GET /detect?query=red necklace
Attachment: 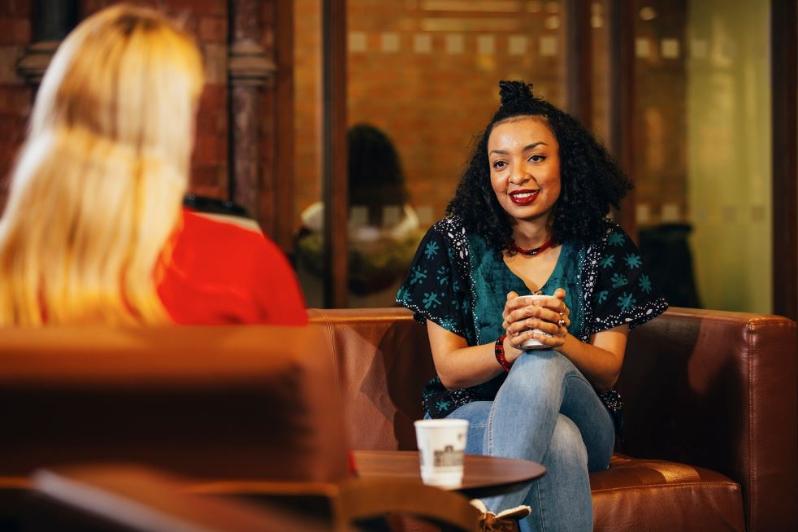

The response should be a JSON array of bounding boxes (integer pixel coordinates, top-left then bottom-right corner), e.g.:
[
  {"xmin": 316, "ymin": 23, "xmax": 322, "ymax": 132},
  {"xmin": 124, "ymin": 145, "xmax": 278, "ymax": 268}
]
[{"xmin": 511, "ymin": 237, "xmax": 555, "ymax": 256}]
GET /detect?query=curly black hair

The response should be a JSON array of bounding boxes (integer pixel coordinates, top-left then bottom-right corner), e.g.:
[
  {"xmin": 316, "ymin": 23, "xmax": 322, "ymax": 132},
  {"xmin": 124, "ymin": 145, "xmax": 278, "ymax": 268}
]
[{"xmin": 446, "ymin": 81, "xmax": 631, "ymax": 253}]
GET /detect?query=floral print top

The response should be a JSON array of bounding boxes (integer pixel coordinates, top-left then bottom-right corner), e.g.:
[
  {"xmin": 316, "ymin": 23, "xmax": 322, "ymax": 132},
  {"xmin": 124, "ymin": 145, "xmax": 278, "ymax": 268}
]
[{"xmin": 396, "ymin": 215, "xmax": 668, "ymax": 421}]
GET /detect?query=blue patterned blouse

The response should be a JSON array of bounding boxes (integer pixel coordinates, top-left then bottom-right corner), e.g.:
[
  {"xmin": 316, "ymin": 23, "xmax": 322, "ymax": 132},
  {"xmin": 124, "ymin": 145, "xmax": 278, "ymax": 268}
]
[{"xmin": 396, "ymin": 215, "xmax": 668, "ymax": 421}]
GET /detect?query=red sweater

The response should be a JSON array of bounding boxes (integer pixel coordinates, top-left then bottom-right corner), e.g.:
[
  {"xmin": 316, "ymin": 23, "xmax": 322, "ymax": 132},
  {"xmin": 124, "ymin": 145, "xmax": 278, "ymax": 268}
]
[{"xmin": 157, "ymin": 210, "xmax": 307, "ymax": 325}]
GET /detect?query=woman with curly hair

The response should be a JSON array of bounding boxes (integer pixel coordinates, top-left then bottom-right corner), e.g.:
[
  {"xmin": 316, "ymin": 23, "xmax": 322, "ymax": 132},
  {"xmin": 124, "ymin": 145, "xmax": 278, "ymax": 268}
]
[{"xmin": 397, "ymin": 81, "xmax": 667, "ymax": 531}]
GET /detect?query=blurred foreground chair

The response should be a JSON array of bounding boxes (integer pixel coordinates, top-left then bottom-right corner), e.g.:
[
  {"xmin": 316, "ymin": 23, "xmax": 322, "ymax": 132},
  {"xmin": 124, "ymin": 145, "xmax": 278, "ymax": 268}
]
[
  {"xmin": 0, "ymin": 326, "xmax": 479, "ymax": 531},
  {"xmin": 23, "ymin": 464, "xmax": 329, "ymax": 532}
]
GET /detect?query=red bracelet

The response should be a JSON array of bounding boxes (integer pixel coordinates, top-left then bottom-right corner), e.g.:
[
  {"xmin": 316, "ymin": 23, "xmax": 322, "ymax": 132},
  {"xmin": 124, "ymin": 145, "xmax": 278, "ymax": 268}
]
[{"xmin": 495, "ymin": 334, "xmax": 512, "ymax": 372}]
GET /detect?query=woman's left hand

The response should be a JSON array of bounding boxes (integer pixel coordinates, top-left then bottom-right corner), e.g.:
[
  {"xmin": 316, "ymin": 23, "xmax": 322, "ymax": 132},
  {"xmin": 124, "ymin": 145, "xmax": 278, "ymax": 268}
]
[{"xmin": 502, "ymin": 288, "xmax": 571, "ymax": 350}]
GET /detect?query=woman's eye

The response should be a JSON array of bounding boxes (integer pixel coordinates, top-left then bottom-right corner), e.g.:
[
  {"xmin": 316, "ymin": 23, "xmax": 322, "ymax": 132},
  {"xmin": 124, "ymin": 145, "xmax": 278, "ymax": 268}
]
[
  {"xmin": 492, "ymin": 160, "xmax": 507, "ymax": 170},
  {"xmin": 529, "ymin": 154, "xmax": 546, "ymax": 163}
]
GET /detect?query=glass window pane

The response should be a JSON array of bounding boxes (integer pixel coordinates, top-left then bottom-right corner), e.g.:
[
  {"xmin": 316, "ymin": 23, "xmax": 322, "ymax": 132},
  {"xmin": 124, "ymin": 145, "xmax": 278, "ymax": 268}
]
[
  {"xmin": 633, "ymin": 0, "xmax": 771, "ymax": 312},
  {"xmin": 293, "ymin": 0, "xmax": 325, "ymax": 308},
  {"xmin": 344, "ymin": 0, "xmax": 568, "ymax": 307}
]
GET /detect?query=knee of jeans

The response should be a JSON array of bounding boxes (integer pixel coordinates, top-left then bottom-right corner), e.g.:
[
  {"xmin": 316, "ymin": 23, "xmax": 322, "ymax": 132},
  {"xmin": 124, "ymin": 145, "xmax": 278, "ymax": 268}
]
[
  {"xmin": 446, "ymin": 401, "xmax": 491, "ymax": 455},
  {"xmin": 549, "ymin": 415, "xmax": 588, "ymax": 469},
  {"xmin": 506, "ymin": 349, "xmax": 574, "ymax": 391}
]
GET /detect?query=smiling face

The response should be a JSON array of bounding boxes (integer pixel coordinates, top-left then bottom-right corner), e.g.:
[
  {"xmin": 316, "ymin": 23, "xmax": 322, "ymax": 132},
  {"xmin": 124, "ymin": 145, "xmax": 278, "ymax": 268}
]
[{"xmin": 487, "ymin": 115, "xmax": 561, "ymax": 226}]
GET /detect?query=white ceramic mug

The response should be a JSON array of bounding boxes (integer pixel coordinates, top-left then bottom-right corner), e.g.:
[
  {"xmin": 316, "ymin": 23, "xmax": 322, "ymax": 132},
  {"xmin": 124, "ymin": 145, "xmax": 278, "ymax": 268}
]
[
  {"xmin": 515, "ymin": 294, "xmax": 557, "ymax": 350},
  {"xmin": 414, "ymin": 419, "xmax": 468, "ymax": 487}
]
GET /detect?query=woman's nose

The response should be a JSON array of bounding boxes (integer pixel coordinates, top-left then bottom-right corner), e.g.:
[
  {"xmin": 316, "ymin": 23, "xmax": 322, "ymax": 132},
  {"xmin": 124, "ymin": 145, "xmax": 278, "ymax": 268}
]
[{"xmin": 509, "ymin": 166, "xmax": 531, "ymax": 185}]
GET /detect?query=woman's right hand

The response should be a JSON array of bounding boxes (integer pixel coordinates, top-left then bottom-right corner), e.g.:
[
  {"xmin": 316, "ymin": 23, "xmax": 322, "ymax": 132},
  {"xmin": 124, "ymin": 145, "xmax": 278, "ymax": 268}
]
[{"xmin": 501, "ymin": 291, "xmax": 527, "ymax": 362}]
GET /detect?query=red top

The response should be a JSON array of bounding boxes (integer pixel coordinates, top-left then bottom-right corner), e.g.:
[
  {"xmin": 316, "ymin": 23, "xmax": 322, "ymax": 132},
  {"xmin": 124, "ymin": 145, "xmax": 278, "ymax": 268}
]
[{"xmin": 157, "ymin": 210, "xmax": 307, "ymax": 325}]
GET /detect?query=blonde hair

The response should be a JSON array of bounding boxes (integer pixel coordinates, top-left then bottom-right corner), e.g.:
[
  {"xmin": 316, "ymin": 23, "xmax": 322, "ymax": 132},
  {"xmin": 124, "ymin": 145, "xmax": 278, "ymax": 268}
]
[{"xmin": 0, "ymin": 4, "xmax": 204, "ymax": 325}]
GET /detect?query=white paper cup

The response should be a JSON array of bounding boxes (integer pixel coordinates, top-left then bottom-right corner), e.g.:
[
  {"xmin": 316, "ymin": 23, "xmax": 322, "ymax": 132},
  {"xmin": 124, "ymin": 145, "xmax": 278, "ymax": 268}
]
[
  {"xmin": 414, "ymin": 419, "xmax": 468, "ymax": 487},
  {"xmin": 515, "ymin": 294, "xmax": 557, "ymax": 350}
]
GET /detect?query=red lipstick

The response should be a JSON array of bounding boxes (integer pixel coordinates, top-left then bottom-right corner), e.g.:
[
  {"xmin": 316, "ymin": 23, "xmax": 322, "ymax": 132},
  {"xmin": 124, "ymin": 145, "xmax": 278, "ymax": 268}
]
[{"xmin": 509, "ymin": 189, "xmax": 539, "ymax": 206}]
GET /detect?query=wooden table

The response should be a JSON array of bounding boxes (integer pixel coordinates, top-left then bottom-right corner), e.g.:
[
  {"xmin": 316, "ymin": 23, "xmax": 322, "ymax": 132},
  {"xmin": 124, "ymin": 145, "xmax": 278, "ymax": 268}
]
[{"xmin": 353, "ymin": 450, "xmax": 546, "ymax": 498}]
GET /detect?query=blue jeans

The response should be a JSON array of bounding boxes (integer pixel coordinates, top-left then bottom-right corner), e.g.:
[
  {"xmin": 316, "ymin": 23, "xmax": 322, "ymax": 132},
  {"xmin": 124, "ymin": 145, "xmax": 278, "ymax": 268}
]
[{"xmin": 446, "ymin": 350, "xmax": 614, "ymax": 532}]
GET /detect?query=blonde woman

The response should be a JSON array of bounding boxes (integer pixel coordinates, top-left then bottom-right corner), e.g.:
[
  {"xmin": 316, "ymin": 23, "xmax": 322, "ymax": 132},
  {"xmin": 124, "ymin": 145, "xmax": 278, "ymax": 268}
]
[{"xmin": 0, "ymin": 4, "xmax": 306, "ymax": 325}]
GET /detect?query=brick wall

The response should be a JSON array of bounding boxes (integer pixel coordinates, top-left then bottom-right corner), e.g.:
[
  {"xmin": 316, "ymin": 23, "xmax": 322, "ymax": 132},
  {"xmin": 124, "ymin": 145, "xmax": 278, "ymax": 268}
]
[
  {"xmin": 0, "ymin": 0, "xmax": 32, "ymax": 210},
  {"xmin": 0, "ymin": 0, "xmax": 245, "ymax": 209}
]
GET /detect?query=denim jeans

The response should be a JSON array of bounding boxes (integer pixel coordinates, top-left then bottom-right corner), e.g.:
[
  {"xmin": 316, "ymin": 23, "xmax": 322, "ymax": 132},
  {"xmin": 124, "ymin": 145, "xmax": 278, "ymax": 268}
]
[{"xmin": 446, "ymin": 350, "xmax": 614, "ymax": 532}]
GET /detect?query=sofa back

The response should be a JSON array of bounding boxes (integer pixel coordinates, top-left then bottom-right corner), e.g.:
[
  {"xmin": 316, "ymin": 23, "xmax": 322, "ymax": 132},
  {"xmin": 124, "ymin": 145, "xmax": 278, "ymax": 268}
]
[
  {"xmin": 309, "ymin": 308, "xmax": 434, "ymax": 450},
  {"xmin": 0, "ymin": 325, "xmax": 349, "ymax": 484}
]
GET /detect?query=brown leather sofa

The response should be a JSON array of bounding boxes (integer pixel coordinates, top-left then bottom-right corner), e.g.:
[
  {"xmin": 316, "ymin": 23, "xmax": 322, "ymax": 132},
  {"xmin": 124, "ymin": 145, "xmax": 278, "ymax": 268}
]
[{"xmin": 309, "ymin": 307, "xmax": 798, "ymax": 532}]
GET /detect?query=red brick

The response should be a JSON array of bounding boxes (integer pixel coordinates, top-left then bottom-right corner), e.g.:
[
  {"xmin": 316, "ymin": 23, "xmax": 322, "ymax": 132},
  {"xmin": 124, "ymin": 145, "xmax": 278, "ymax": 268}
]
[
  {"xmin": 0, "ymin": 19, "xmax": 30, "ymax": 45},
  {"xmin": 81, "ymin": 0, "xmax": 117, "ymax": 17},
  {"xmin": 198, "ymin": 84, "xmax": 225, "ymax": 108},
  {"xmin": 0, "ymin": 0, "xmax": 31, "ymax": 17},
  {"xmin": 196, "ymin": 84, "xmax": 226, "ymax": 135},
  {"xmin": 189, "ymin": 164, "xmax": 217, "ymax": 186},
  {"xmin": 192, "ymin": 134, "xmax": 225, "ymax": 165},
  {"xmin": 188, "ymin": 183, "xmax": 225, "ymax": 200},
  {"xmin": 198, "ymin": 16, "xmax": 226, "ymax": 43},
  {"xmin": 0, "ymin": 86, "xmax": 32, "ymax": 115},
  {"xmin": 165, "ymin": 0, "xmax": 225, "ymax": 17}
]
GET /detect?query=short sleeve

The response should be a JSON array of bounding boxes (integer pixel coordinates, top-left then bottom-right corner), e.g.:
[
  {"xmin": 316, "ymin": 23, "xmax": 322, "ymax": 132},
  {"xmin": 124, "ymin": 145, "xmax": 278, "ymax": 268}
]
[
  {"xmin": 396, "ymin": 225, "xmax": 468, "ymax": 339},
  {"xmin": 591, "ymin": 225, "xmax": 667, "ymax": 332}
]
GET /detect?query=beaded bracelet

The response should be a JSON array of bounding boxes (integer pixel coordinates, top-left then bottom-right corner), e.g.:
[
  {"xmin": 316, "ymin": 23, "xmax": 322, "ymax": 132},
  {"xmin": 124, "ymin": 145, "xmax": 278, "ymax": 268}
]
[{"xmin": 494, "ymin": 334, "xmax": 512, "ymax": 372}]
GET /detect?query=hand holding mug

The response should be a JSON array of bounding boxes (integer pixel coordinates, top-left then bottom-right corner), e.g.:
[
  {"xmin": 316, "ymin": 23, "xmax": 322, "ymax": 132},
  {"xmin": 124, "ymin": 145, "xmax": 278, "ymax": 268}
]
[{"xmin": 502, "ymin": 288, "xmax": 571, "ymax": 351}]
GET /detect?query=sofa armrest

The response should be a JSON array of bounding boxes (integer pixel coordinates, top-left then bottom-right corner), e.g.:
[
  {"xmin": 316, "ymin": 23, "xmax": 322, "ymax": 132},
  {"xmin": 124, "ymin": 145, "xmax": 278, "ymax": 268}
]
[{"xmin": 620, "ymin": 307, "xmax": 798, "ymax": 531}]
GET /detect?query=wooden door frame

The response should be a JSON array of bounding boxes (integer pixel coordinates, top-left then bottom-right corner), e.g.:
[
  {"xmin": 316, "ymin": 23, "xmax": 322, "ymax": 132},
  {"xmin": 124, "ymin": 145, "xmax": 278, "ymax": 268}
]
[
  {"xmin": 772, "ymin": 0, "xmax": 798, "ymax": 320},
  {"xmin": 274, "ymin": 0, "xmax": 297, "ymax": 250},
  {"xmin": 565, "ymin": 0, "xmax": 593, "ymax": 128},
  {"xmin": 322, "ymin": 0, "xmax": 349, "ymax": 308},
  {"xmin": 607, "ymin": 0, "xmax": 637, "ymax": 239}
]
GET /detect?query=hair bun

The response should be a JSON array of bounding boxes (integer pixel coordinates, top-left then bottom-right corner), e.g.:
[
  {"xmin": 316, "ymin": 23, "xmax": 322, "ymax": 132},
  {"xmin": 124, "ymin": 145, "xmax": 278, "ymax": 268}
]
[{"xmin": 498, "ymin": 80, "xmax": 534, "ymax": 107}]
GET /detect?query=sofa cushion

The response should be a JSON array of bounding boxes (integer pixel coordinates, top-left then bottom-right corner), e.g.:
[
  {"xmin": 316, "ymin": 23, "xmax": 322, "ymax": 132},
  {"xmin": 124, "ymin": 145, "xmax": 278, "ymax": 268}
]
[{"xmin": 591, "ymin": 455, "xmax": 744, "ymax": 531}]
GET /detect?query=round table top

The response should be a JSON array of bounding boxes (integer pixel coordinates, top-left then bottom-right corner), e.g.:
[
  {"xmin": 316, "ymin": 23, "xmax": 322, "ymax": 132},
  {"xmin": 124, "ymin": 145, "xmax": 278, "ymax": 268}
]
[{"xmin": 353, "ymin": 450, "xmax": 546, "ymax": 498}]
